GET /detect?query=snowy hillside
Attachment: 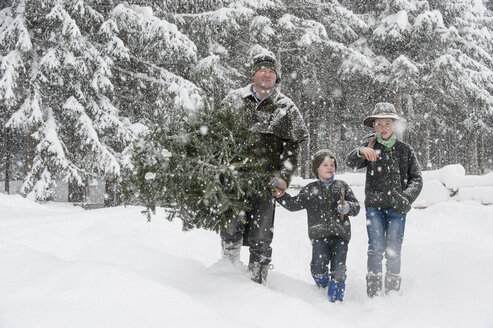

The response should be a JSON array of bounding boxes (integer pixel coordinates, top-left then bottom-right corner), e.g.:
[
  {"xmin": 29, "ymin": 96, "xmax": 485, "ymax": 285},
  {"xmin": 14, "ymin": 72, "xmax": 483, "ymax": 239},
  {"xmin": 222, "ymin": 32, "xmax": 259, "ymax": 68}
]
[{"xmin": 1, "ymin": 172, "xmax": 493, "ymax": 328}]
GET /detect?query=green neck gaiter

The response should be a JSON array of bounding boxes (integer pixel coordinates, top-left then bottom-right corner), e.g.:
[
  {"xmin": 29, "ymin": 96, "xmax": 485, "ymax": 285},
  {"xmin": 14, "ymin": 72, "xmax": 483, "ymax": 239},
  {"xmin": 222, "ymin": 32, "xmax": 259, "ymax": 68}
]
[{"xmin": 377, "ymin": 132, "xmax": 396, "ymax": 148}]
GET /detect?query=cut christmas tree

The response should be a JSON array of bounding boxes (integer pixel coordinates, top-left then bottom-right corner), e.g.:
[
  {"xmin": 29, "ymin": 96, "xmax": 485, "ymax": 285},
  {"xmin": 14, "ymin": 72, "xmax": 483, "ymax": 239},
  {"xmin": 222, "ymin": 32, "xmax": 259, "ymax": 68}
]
[{"xmin": 124, "ymin": 106, "xmax": 271, "ymax": 232}]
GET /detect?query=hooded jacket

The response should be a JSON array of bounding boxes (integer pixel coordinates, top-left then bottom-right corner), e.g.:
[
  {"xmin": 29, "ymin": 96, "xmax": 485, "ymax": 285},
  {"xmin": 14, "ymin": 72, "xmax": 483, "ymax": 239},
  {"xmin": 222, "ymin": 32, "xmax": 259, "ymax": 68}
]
[
  {"xmin": 277, "ymin": 179, "xmax": 360, "ymax": 241},
  {"xmin": 221, "ymin": 84, "xmax": 308, "ymax": 184},
  {"xmin": 345, "ymin": 134, "xmax": 423, "ymax": 213}
]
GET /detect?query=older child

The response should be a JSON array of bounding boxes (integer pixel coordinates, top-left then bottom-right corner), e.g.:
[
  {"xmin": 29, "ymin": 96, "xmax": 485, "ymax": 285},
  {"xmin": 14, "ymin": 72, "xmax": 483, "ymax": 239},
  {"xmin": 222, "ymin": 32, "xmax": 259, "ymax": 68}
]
[
  {"xmin": 345, "ymin": 102, "xmax": 422, "ymax": 298},
  {"xmin": 272, "ymin": 150, "xmax": 360, "ymax": 302}
]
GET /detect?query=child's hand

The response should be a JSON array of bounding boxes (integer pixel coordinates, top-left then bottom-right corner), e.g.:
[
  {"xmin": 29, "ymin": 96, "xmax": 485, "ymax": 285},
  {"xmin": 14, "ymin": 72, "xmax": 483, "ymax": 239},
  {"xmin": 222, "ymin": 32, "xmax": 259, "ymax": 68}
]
[
  {"xmin": 337, "ymin": 202, "xmax": 350, "ymax": 215},
  {"xmin": 270, "ymin": 178, "xmax": 287, "ymax": 198},
  {"xmin": 359, "ymin": 147, "xmax": 379, "ymax": 162}
]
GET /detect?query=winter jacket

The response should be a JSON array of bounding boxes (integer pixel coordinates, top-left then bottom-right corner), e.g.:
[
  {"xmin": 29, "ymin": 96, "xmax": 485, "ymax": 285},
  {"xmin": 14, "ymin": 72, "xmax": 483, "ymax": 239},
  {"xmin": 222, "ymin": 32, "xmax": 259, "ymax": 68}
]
[
  {"xmin": 221, "ymin": 84, "xmax": 308, "ymax": 184},
  {"xmin": 345, "ymin": 135, "xmax": 423, "ymax": 213},
  {"xmin": 277, "ymin": 180, "xmax": 360, "ymax": 241}
]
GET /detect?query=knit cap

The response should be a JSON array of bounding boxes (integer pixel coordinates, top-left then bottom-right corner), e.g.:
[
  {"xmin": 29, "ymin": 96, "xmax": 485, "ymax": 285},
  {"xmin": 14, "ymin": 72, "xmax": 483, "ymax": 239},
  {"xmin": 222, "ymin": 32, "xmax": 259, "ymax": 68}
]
[
  {"xmin": 311, "ymin": 149, "xmax": 337, "ymax": 177},
  {"xmin": 251, "ymin": 52, "xmax": 280, "ymax": 83}
]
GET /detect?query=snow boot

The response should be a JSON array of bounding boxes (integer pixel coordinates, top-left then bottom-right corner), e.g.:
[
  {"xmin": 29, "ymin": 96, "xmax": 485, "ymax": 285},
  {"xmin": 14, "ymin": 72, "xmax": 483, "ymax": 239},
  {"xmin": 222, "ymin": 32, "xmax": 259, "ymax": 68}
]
[
  {"xmin": 312, "ymin": 273, "xmax": 329, "ymax": 288},
  {"xmin": 335, "ymin": 282, "xmax": 346, "ymax": 302},
  {"xmin": 328, "ymin": 280, "xmax": 337, "ymax": 302},
  {"xmin": 221, "ymin": 239, "xmax": 242, "ymax": 263},
  {"xmin": 385, "ymin": 273, "xmax": 401, "ymax": 295},
  {"xmin": 328, "ymin": 280, "xmax": 345, "ymax": 302},
  {"xmin": 366, "ymin": 273, "xmax": 382, "ymax": 298},
  {"xmin": 248, "ymin": 262, "xmax": 270, "ymax": 285}
]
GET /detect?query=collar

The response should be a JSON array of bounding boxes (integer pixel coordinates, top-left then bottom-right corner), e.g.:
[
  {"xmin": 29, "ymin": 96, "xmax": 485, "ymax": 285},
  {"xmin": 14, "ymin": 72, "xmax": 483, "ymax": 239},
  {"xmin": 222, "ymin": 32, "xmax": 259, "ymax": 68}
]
[
  {"xmin": 253, "ymin": 85, "xmax": 274, "ymax": 102},
  {"xmin": 317, "ymin": 176, "xmax": 335, "ymax": 186},
  {"xmin": 377, "ymin": 132, "xmax": 396, "ymax": 148}
]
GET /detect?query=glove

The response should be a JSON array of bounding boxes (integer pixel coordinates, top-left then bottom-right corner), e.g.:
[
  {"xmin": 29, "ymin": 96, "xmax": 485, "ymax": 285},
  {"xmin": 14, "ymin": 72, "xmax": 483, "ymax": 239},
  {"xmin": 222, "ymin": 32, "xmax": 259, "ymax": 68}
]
[{"xmin": 337, "ymin": 202, "xmax": 350, "ymax": 215}]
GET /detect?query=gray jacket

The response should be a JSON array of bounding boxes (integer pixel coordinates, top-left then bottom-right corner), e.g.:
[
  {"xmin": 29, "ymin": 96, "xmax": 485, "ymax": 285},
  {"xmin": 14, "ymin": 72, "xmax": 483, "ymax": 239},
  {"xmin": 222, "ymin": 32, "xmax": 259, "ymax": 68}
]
[
  {"xmin": 221, "ymin": 84, "xmax": 308, "ymax": 184},
  {"xmin": 277, "ymin": 180, "xmax": 360, "ymax": 241},
  {"xmin": 345, "ymin": 135, "xmax": 423, "ymax": 213}
]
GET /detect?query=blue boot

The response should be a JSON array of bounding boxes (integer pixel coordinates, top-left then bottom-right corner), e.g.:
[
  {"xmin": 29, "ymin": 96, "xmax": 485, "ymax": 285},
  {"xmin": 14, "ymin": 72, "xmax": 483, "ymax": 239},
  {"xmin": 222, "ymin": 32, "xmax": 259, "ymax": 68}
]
[
  {"xmin": 313, "ymin": 273, "xmax": 329, "ymax": 288},
  {"xmin": 328, "ymin": 280, "xmax": 337, "ymax": 302},
  {"xmin": 336, "ymin": 282, "xmax": 345, "ymax": 302},
  {"xmin": 328, "ymin": 281, "xmax": 345, "ymax": 302}
]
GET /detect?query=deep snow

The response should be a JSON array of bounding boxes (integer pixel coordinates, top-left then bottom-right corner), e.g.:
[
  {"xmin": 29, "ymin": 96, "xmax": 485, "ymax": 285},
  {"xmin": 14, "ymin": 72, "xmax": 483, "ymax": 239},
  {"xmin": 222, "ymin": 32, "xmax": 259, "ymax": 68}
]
[{"xmin": 1, "ymin": 171, "xmax": 493, "ymax": 328}]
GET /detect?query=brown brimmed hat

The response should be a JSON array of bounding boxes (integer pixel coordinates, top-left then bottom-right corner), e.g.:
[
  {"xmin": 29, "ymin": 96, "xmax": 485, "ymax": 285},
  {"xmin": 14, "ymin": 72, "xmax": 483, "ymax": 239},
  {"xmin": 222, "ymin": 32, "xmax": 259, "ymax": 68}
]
[{"xmin": 363, "ymin": 102, "xmax": 401, "ymax": 127}]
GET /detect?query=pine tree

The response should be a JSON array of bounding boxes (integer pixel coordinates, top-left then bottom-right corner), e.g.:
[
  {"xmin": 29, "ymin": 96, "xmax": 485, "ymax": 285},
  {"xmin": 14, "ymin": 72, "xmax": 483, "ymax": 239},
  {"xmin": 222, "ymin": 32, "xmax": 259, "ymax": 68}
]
[{"xmin": 124, "ymin": 106, "xmax": 271, "ymax": 232}]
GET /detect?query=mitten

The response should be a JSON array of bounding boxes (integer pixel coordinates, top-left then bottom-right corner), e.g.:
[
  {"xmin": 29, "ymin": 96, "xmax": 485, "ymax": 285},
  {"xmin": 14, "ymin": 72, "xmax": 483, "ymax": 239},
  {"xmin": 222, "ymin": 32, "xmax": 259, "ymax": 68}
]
[{"xmin": 337, "ymin": 202, "xmax": 350, "ymax": 215}]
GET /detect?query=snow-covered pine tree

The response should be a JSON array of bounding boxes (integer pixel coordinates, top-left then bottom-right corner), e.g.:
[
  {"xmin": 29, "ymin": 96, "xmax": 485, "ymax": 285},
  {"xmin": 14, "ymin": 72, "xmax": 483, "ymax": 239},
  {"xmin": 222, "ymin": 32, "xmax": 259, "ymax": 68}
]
[
  {"xmin": 107, "ymin": 3, "xmax": 202, "ymax": 126},
  {"xmin": 0, "ymin": 3, "xmax": 32, "ymax": 193},
  {"xmin": 1, "ymin": 0, "xmax": 129, "ymax": 201},
  {"xmin": 124, "ymin": 105, "xmax": 271, "ymax": 232},
  {"xmin": 339, "ymin": 0, "xmax": 493, "ymax": 172},
  {"xmin": 171, "ymin": 0, "xmax": 263, "ymax": 106}
]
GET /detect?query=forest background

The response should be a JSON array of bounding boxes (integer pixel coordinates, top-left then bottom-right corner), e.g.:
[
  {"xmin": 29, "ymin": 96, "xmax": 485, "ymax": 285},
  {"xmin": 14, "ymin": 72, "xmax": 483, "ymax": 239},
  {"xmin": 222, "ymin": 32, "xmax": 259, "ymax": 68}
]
[{"xmin": 1, "ymin": 0, "xmax": 492, "ymax": 203}]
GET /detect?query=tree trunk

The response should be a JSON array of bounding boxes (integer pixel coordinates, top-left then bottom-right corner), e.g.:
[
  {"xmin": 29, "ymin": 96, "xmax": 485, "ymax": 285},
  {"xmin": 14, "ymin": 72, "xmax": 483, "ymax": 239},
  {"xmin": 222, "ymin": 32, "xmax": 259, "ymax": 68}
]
[
  {"xmin": 423, "ymin": 119, "xmax": 431, "ymax": 170},
  {"xmin": 394, "ymin": 89, "xmax": 405, "ymax": 140},
  {"xmin": 23, "ymin": 132, "xmax": 36, "ymax": 178},
  {"xmin": 4, "ymin": 129, "xmax": 11, "ymax": 194},
  {"xmin": 105, "ymin": 178, "xmax": 122, "ymax": 207},
  {"xmin": 468, "ymin": 132, "xmax": 478, "ymax": 175},
  {"xmin": 477, "ymin": 132, "xmax": 485, "ymax": 174},
  {"xmin": 68, "ymin": 179, "xmax": 86, "ymax": 202}
]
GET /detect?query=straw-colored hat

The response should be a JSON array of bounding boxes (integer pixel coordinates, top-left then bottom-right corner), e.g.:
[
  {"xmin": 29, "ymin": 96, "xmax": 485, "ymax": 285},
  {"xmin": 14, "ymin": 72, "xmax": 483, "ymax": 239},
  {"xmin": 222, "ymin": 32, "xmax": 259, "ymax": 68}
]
[{"xmin": 363, "ymin": 102, "xmax": 401, "ymax": 127}]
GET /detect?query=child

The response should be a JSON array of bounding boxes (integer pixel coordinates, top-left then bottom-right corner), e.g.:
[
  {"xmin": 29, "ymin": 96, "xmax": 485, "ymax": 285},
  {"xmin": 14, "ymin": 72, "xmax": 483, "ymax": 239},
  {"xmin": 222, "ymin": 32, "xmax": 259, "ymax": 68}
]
[
  {"xmin": 272, "ymin": 149, "xmax": 360, "ymax": 302},
  {"xmin": 345, "ymin": 102, "xmax": 423, "ymax": 298}
]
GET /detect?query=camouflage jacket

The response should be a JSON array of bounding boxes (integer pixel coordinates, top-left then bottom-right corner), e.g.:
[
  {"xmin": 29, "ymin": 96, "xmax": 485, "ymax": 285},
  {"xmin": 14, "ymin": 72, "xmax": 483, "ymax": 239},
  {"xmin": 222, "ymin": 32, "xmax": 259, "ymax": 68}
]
[{"xmin": 221, "ymin": 84, "xmax": 308, "ymax": 184}]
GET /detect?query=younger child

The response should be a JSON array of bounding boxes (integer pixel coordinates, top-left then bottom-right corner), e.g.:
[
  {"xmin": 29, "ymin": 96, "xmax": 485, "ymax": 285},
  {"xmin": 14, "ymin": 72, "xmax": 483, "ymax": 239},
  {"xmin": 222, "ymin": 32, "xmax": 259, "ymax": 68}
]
[{"xmin": 272, "ymin": 150, "xmax": 360, "ymax": 302}]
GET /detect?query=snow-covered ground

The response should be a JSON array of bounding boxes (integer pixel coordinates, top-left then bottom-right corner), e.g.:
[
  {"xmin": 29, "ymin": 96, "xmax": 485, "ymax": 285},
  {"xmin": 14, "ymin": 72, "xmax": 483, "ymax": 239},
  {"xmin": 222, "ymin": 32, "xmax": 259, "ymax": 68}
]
[{"xmin": 1, "ymin": 170, "xmax": 493, "ymax": 328}]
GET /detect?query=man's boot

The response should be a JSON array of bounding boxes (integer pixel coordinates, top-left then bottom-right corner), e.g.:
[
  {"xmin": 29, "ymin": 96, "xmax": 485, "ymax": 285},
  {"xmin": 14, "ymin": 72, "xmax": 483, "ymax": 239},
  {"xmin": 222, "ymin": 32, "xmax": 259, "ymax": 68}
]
[
  {"xmin": 248, "ymin": 262, "xmax": 269, "ymax": 285},
  {"xmin": 385, "ymin": 273, "xmax": 401, "ymax": 294},
  {"xmin": 366, "ymin": 273, "xmax": 382, "ymax": 298},
  {"xmin": 221, "ymin": 239, "xmax": 242, "ymax": 263}
]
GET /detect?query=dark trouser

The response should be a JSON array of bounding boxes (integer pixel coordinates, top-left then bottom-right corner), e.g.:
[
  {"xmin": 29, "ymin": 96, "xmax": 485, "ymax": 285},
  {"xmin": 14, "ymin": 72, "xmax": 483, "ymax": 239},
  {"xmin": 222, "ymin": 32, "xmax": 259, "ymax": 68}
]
[
  {"xmin": 311, "ymin": 236, "xmax": 348, "ymax": 282},
  {"xmin": 220, "ymin": 194, "xmax": 275, "ymax": 265}
]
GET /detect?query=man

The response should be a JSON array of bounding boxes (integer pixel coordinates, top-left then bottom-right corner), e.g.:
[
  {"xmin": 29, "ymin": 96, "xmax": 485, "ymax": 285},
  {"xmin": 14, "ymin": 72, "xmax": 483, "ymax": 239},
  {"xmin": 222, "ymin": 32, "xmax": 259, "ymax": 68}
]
[{"xmin": 220, "ymin": 51, "xmax": 308, "ymax": 284}]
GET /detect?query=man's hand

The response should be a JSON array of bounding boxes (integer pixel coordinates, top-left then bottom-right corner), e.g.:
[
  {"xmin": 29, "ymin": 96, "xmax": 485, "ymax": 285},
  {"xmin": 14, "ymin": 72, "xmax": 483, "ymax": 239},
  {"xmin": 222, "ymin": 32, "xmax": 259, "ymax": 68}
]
[
  {"xmin": 359, "ymin": 147, "xmax": 379, "ymax": 162},
  {"xmin": 270, "ymin": 178, "xmax": 287, "ymax": 198}
]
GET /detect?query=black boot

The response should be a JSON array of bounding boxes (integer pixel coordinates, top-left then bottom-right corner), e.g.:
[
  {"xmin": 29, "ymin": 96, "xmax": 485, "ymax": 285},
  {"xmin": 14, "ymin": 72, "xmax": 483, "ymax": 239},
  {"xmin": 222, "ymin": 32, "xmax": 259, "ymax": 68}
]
[
  {"xmin": 221, "ymin": 239, "xmax": 242, "ymax": 263},
  {"xmin": 366, "ymin": 273, "xmax": 382, "ymax": 298},
  {"xmin": 385, "ymin": 273, "xmax": 401, "ymax": 294},
  {"xmin": 248, "ymin": 262, "xmax": 270, "ymax": 285}
]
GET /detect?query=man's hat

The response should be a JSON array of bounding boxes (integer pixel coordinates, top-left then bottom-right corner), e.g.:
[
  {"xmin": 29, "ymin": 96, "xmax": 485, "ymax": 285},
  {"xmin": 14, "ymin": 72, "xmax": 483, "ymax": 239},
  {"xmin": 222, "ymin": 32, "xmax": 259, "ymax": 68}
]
[
  {"xmin": 251, "ymin": 52, "xmax": 280, "ymax": 83},
  {"xmin": 363, "ymin": 102, "xmax": 401, "ymax": 127}
]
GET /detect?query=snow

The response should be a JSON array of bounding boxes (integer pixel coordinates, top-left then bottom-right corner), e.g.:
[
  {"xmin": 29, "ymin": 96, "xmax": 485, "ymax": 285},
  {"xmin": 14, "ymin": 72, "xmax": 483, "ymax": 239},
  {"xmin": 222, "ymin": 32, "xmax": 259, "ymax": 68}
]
[{"xmin": 2, "ymin": 170, "xmax": 493, "ymax": 328}]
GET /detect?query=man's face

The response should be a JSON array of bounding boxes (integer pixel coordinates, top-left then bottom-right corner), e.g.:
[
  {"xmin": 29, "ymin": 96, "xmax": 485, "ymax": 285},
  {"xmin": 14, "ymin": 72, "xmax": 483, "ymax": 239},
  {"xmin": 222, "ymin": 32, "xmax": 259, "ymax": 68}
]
[{"xmin": 253, "ymin": 67, "xmax": 277, "ymax": 92}]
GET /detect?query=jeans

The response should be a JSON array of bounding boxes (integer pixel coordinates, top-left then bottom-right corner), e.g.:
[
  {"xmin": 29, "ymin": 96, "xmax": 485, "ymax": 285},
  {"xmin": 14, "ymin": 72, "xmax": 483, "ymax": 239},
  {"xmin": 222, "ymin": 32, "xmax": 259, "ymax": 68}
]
[
  {"xmin": 366, "ymin": 207, "xmax": 406, "ymax": 275},
  {"xmin": 311, "ymin": 236, "xmax": 348, "ymax": 282},
  {"xmin": 220, "ymin": 194, "xmax": 275, "ymax": 264}
]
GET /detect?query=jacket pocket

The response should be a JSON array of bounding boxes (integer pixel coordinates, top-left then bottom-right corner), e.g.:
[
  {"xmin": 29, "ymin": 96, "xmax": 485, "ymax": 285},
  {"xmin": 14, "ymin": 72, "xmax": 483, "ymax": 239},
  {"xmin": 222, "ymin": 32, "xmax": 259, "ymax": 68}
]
[
  {"xmin": 392, "ymin": 191, "xmax": 411, "ymax": 213},
  {"xmin": 365, "ymin": 191, "xmax": 391, "ymax": 208}
]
